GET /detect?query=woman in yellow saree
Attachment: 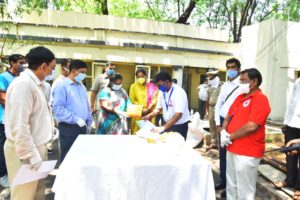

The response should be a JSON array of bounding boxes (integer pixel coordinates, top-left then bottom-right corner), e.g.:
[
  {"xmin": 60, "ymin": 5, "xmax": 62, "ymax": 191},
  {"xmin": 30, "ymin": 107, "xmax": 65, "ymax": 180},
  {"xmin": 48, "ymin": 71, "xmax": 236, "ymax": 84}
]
[{"xmin": 129, "ymin": 69, "xmax": 157, "ymax": 134}]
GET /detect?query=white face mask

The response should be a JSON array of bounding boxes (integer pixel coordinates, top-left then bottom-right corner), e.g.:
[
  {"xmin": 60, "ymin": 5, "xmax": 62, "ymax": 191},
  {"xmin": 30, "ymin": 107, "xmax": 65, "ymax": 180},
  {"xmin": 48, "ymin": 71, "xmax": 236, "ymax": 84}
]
[
  {"xmin": 112, "ymin": 84, "xmax": 122, "ymax": 91},
  {"xmin": 208, "ymin": 76, "xmax": 220, "ymax": 88},
  {"xmin": 239, "ymin": 83, "xmax": 250, "ymax": 94},
  {"xmin": 45, "ymin": 69, "xmax": 56, "ymax": 81}
]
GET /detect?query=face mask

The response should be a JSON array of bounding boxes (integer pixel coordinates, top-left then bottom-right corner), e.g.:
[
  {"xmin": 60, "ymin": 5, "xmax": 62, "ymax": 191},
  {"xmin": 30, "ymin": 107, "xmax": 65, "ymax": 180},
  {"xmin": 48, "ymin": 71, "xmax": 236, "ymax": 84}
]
[
  {"xmin": 112, "ymin": 84, "xmax": 122, "ymax": 91},
  {"xmin": 63, "ymin": 67, "xmax": 69, "ymax": 74},
  {"xmin": 17, "ymin": 64, "xmax": 27, "ymax": 73},
  {"xmin": 209, "ymin": 76, "xmax": 220, "ymax": 88},
  {"xmin": 74, "ymin": 73, "xmax": 86, "ymax": 83},
  {"xmin": 239, "ymin": 83, "xmax": 250, "ymax": 94},
  {"xmin": 107, "ymin": 69, "xmax": 115, "ymax": 76},
  {"xmin": 137, "ymin": 77, "xmax": 146, "ymax": 85},
  {"xmin": 45, "ymin": 69, "xmax": 56, "ymax": 81},
  {"xmin": 158, "ymin": 82, "xmax": 168, "ymax": 92},
  {"xmin": 227, "ymin": 69, "xmax": 238, "ymax": 79}
]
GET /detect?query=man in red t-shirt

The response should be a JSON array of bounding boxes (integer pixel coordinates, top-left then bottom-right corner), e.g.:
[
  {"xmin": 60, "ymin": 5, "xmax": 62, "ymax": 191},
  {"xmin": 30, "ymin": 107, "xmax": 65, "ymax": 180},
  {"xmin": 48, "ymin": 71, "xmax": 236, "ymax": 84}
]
[{"xmin": 220, "ymin": 68, "xmax": 271, "ymax": 199}]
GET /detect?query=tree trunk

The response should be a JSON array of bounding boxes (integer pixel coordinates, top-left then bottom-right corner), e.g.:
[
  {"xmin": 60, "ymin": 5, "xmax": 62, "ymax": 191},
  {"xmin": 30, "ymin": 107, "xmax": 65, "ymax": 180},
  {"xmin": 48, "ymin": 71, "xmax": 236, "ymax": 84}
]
[
  {"xmin": 176, "ymin": 0, "xmax": 196, "ymax": 24},
  {"xmin": 101, "ymin": 0, "xmax": 108, "ymax": 15},
  {"xmin": 232, "ymin": 3, "xmax": 238, "ymax": 42}
]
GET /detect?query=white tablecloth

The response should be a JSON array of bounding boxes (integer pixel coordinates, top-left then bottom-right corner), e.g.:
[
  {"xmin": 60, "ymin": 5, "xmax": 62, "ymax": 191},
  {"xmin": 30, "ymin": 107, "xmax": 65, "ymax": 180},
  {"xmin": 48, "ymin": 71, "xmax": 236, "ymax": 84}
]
[{"xmin": 52, "ymin": 135, "xmax": 215, "ymax": 200}]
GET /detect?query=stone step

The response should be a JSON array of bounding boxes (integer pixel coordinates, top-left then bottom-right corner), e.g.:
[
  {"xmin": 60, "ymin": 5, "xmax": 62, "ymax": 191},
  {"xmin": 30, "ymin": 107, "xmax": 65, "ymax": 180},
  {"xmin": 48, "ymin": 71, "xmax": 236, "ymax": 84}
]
[{"xmin": 258, "ymin": 164, "xmax": 293, "ymax": 198}]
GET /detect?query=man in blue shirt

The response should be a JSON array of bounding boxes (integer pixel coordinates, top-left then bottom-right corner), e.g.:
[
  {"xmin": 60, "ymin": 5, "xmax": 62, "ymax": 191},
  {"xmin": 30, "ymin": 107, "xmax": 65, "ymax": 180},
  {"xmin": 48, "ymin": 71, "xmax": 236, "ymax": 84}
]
[
  {"xmin": 0, "ymin": 54, "xmax": 25, "ymax": 187},
  {"xmin": 52, "ymin": 60, "xmax": 92, "ymax": 163}
]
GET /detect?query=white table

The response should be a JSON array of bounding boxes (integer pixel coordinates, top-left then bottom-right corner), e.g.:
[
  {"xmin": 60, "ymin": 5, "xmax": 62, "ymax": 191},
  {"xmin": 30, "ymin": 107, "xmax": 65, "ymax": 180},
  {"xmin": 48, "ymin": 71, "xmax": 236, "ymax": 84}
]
[{"xmin": 53, "ymin": 135, "xmax": 215, "ymax": 200}]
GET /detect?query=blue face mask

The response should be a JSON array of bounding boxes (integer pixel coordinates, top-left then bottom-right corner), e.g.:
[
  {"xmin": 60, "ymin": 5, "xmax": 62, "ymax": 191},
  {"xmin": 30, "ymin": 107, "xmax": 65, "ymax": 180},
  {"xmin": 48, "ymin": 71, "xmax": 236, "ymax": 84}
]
[
  {"xmin": 227, "ymin": 69, "xmax": 238, "ymax": 79},
  {"xmin": 74, "ymin": 73, "xmax": 86, "ymax": 83},
  {"xmin": 107, "ymin": 69, "xmax": 115, "ymax": 76},
  {"xmin": 158, "ymin": 82, "xmax": 168, "ymax": 92}
]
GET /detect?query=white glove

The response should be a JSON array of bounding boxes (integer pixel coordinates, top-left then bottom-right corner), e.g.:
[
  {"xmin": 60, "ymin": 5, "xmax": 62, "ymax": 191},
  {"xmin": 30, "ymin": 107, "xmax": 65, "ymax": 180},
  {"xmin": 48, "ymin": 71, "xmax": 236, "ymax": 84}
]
[
  {"xmin": 151, "ymin": 126, "xmax": 165, "ymax": 134},
  {"xmin": 115, "ymin": 110, "xmax": 127, "ymax": 118},
  {"xmin": 220, "ymin": 130, "xmax": 232, "ymax": 148},
  {"xmin": 76, "ymin": 118, "xmax": 86, "ymax": 127},
  {"xmin": 86, "ymin": 126, "xmax": 92, "ymax": 134},
  {"xmin": 30, "ymin": 161, "xmax": 42, "ymax": 171},
  {"xmin": 29, "ymin": 155, "xmax": 42, "ymax": 171}
]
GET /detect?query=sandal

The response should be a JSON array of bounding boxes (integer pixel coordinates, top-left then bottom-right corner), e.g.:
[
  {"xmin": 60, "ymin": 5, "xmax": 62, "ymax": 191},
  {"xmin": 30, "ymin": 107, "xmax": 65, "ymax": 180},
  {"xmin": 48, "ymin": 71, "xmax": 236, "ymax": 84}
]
[
  {"xmin": 272, "ymin": 181, "xmax": 292, "ymax": 189},
  {"xmin": 293, "ymin": 190, "xmax": 300, "ymax": 200}
]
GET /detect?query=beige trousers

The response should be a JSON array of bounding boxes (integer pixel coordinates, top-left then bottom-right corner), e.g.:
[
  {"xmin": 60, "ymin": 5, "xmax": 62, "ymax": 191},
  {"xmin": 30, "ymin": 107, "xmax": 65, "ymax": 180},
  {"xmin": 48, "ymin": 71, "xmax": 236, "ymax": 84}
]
[
  {"xmin": 208, "ymin": 106, "xmax": 218, "ymax": 146},
  {"xmin": 4, "ymin": 140, "xmax": 48, "ymax": 200}
]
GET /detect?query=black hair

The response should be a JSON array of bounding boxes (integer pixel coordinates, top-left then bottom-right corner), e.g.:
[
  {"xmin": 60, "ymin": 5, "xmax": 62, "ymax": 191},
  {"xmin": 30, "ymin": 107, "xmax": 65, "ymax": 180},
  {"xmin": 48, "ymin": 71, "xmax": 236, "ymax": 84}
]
[
  {"xmin": 106, "ymin": 62, "xmax": 115, "ymax": 67},
  {"xmin": 61, "ymin": 59, "xmax": 70, "ymax": 68},
  {"xmin": 172, "ymin": 78, "xmax": 177, "ymax": 84},
  {"xmin": 240, "ymin": 68, "xmax": 262, "ymax": 86},
  {"xmin": 69, "ymin": 60, "xmax": 87, "ymax": 71},
  {"xmin": 26, "ymin": 46, "xmax": 55, "ymax": 70},
  {"xmin": 135, "ymin": 68, "xmax": 147, "ymax": 76},
  {"xmin": 226, "ymin": 58, "xmax": 241, "ymax": 69},
  {"xmin": 8, "ymin": 54, "xmax": 25, "ymax": 66},
  {"xmin": 154, "ymin": 71, "xmax": 172, "ymax": 83},
  {"xmin": 200, "ymin": 74, "xmax": 206, "ymax": 84},
  {"xmin": 108, "ymin": 73, "xmax": 123, "ymax": 88}
]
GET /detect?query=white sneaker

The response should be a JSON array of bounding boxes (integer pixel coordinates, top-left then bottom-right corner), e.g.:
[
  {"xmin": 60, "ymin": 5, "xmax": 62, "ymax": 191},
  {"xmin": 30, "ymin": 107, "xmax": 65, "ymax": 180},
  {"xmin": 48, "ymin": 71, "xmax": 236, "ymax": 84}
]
[{"xmin": 0, "ymin": 175, "xmax": 9, "ymax": 188}]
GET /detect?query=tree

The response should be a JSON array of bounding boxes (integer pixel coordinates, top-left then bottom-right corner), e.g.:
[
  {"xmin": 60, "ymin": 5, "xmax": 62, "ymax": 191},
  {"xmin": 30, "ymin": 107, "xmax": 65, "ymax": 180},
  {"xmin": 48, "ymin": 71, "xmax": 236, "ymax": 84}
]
[
  {"xmin": 193, "ymin": 0, "xmax": 282, "ymax": 43},
  {"xmin": 176, "ymin": 0, "xmax": 196, "ymax": 24}
]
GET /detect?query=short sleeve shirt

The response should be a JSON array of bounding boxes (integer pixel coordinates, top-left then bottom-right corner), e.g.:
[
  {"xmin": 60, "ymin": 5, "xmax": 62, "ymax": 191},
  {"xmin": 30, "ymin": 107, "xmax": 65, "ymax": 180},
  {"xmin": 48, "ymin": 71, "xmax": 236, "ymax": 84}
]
[
  {"xmin": 0, "ymin": 71, "xmax": 16, "ymax": 123},
  {"xmin": 156, "ymin": 84, "xmax": 190, "ymax": 124},
  {"xmin": 226, "ymin": 90, "xmax": 271, "ymax": 158}
]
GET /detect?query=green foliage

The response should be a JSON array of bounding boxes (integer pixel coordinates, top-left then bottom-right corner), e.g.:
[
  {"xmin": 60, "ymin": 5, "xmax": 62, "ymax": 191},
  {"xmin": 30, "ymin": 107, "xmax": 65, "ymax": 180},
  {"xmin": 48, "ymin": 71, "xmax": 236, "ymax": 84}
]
[
  {"xmin": 0, "ymin": 0, "xmax": 299, "ymax": 45},
  {"xmin": 273, "ymin": 0, "xmax": 300, "ymax": 21}
]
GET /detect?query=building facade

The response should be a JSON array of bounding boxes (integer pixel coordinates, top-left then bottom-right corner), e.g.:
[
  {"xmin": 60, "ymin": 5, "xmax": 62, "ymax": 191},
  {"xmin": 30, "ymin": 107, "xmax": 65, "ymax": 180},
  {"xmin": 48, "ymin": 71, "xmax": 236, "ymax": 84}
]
[{"xmin": 0, "ymin": 9, "xmax": 239, "ymax": 110}]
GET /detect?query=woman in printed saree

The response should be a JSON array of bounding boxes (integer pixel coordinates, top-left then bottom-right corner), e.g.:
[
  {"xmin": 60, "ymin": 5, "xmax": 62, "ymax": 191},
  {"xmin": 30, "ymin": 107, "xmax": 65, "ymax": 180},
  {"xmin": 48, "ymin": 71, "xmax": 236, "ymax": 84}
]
[
  {"xmin": 129, "ymin": 68, "xmax": 157, "ymax": 134},
  {"xmin": 97, "ymin": 73, "xmax": 131, "ymax": 135}
]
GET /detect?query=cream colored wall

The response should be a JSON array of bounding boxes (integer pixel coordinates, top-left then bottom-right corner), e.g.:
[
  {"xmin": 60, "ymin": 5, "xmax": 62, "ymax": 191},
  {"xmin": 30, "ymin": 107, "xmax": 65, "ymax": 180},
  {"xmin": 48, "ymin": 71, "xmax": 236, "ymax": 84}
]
[
  {"xmin": 0, "ymin": 41, "xmax": 234, "ymax": 70},
  {"xmin": 15, "ymin": 24, "xmax": 239, "ymax": 57},
  {"xmin": 242, "ymin": 19, "xmax": 300, "ymax": 120},
  {"xmin": 6, "ymin": 9, "xmax": 229, "ymax": 42}
]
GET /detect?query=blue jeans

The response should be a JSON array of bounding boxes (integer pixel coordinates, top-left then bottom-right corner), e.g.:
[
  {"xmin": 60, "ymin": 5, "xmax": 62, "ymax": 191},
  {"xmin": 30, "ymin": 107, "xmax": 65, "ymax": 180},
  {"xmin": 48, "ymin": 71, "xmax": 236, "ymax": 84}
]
[{"xmin": 219, "ymin": 117, "xmax": 227, "ymax": 186}]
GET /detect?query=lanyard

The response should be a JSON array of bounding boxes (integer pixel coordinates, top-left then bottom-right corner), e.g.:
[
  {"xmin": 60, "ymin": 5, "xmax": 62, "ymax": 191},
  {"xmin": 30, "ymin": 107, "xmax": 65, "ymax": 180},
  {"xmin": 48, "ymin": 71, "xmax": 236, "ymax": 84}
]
[{"xmin": 163, "ymin": 87, "xmax": 174, "ymax": 111}]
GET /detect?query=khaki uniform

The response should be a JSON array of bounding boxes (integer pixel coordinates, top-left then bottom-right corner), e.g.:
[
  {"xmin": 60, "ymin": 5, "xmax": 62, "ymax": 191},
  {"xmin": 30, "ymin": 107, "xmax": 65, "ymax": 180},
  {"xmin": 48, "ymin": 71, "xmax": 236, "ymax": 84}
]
[{"xmin": 207, "ymin": 84, "xmax": 222, "ymax": 147}]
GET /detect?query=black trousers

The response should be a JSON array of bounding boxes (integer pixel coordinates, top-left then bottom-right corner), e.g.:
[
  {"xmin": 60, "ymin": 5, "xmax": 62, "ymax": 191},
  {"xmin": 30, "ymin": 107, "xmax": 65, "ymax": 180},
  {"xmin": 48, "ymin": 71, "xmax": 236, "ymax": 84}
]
[
  {"xmin": 58, "ymin": 123, "xmax": 87, "ymax": 163},
  {"xmin": 199, "ymin": 100, "xmax": 207, "ymax": 120},
  {"xmin": 284, "ymin": 125, "xmax": 300, "ymax": 189},
  {"xmin": 0, "ymin": 124, "xmax": 7, "ymax": 177},
  {"xmin": 164, "ymin": 122, "xmax": 189, "ymax": 140},
  {"xmin": 219, "ymin": 117, "xmax": 227, "ymax": 186}
]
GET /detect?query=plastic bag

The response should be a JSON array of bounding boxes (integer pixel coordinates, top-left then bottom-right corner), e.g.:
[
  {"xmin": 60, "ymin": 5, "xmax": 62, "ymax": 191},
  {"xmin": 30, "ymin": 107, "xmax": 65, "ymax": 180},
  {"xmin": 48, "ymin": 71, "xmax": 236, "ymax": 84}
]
[
  {"xmin": 126, "ymin": 104, "xmax": 143, "ymax": 118},
  {"xmin": 186, "ymin": 112, "xmax": 204, "ymax": 148}
]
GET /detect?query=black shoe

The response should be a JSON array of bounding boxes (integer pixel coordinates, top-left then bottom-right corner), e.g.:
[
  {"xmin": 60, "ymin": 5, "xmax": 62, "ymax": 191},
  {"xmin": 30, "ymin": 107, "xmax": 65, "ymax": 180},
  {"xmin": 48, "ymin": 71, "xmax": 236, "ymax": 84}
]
[
  {"xmin": 221, "ymin": 190, "xmax": 226, "ymax": 198},
  {"xmin": 215, "ymin": 183, "xmax": 226, "ymax": 190},
  {"xmin": 47, "ymin": 149, "xmax": 54, "ymax": 154}
]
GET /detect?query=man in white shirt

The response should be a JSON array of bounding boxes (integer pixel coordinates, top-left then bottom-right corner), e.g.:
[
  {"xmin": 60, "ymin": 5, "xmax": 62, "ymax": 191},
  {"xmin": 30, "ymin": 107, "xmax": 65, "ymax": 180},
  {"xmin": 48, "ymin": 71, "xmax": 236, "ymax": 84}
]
[
  {"xmin": 143, "ymin": 71, "xmax": 190, "ymax": 140},
  {"xmin": 50, "ymin": 59, "xmax": 70, "ymax": 103},
  {"xmin": 273, "ymin": 78, "xmax": 300, "ymax": 199},
  {"xmin": 4, "ymin": 46, "xmax": 56, "ymax": 200},
  {"xmin": 197, "ymin": 76, "xmax": 208, "ymax": 120},
  {"xmin": 214, "ymin": 58, "xmax": 241, "ymax": 196}
]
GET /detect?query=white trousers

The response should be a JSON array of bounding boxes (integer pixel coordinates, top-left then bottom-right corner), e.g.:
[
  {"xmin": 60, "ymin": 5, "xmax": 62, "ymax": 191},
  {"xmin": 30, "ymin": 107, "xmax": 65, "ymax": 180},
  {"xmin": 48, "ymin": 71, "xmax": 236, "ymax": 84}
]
[{"xmin": 226, "ymin": 151, "xmax": 261, "ymax": 200}]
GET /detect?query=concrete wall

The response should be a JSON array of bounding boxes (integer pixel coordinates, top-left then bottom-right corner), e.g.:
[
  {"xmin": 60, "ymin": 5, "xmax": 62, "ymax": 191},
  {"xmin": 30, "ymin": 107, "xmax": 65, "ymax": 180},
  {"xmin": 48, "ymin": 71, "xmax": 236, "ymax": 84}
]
[
  {"xmin": 242, "ymin": 19, "xmax": 300, "ymax": 120},
  {"xmin": 0, "ymin": 9, "xmax": 241, "ymax": 109}
]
